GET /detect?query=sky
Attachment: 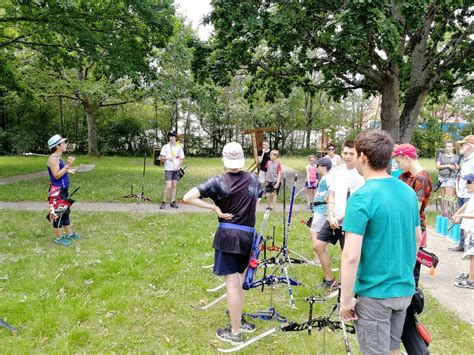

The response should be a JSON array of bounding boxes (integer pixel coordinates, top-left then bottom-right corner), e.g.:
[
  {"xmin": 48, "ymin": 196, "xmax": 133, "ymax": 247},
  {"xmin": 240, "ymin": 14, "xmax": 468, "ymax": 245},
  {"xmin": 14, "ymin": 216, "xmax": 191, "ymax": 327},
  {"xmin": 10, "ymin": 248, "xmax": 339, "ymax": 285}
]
[{"xmin": 174, "ymin": 0, "xmax": 213, "ymax": 40}]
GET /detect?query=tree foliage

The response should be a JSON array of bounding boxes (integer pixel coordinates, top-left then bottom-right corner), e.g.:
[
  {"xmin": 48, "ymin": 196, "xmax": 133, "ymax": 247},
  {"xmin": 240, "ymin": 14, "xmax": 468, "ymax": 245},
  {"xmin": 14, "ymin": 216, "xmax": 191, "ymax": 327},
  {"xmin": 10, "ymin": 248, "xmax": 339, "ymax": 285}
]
[{"xmin": 199, "ymin": 0, "xmax": 473, "ymax": 141}]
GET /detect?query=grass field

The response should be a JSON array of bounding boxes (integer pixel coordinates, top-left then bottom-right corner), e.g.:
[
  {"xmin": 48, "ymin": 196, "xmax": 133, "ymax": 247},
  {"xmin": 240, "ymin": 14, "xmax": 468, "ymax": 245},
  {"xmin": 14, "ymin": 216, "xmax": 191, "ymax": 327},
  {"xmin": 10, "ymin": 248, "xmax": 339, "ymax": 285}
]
[
  {"xmin": 0, "ymin": 155, "xmax": 438, "ymax": 204},
  {"xmin": 0, "ymin": 209, "xmax": 473, "ymax": 353}
]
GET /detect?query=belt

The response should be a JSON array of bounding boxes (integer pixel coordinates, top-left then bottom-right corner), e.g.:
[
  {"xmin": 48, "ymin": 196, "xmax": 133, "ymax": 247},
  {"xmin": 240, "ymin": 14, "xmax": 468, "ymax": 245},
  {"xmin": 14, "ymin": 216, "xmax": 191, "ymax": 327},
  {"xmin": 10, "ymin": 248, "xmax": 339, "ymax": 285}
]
[{"xmin": 218, "ymin": 222, "xmax": 255, "ymax": 234}]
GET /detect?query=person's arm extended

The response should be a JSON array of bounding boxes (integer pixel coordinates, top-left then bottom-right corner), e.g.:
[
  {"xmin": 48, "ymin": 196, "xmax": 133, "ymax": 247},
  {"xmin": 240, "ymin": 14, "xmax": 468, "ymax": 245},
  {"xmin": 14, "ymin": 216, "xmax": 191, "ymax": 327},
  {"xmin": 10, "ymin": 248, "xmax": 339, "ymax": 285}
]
[
  {"xmin": 306, "ymin": 165, "xmax": 311, "ymax": 181},
  {"xmin": 339, "ymin": 232, "xmax": 363, "ymax": 321},
  {"xmin": 183, "ymin": 187, "xmax": 232, "ymax": 220}
]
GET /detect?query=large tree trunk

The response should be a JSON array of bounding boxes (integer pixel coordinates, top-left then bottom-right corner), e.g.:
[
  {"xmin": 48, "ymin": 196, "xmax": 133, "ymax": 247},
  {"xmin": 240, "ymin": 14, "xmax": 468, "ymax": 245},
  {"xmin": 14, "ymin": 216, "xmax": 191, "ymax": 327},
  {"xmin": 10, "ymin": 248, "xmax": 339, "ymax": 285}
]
[
  {"xmin": 380, "ymin": 77, "xmax": 400, "ymax": 141},
  {"xmin": 81, "ymin": 97, "xmax": 99, "ymax": 156},
  {"xmin": 399, "ymin": 92, "xmax": 427, "ymax": 143}
]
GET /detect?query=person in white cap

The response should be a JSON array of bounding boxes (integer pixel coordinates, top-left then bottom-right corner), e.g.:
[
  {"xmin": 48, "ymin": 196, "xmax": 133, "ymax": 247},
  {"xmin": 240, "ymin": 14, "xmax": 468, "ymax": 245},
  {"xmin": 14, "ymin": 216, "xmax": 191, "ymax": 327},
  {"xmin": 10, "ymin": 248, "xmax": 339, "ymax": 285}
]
[
  {"xmin": 47, "ymin": 134, "xmax": 80, "ymax": 246},
  {"xmin": 183, "ymin": 142, "xmax": 262, "ymax": 345}
]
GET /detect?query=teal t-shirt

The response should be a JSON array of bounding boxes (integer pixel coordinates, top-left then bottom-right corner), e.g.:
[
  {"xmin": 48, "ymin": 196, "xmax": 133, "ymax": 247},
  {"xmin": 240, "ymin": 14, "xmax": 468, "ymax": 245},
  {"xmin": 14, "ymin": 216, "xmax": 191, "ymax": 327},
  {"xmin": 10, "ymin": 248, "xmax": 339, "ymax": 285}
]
[
  {"xmin": 343, "ymin": 177, "xmax": 420, "ymax": 298},
  {"xmin": 312, "ymin": 175, "xmax": 329, "ymax": 215}
]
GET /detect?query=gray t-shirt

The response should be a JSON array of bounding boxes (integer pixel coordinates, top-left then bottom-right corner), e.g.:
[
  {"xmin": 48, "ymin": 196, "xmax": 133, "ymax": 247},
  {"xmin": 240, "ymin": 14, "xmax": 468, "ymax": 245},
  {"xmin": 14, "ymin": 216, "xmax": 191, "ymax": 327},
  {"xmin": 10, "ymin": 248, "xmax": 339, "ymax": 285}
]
[{"xmin": 437, "ymin": 153, "xmax": 458, "ymax": 179}]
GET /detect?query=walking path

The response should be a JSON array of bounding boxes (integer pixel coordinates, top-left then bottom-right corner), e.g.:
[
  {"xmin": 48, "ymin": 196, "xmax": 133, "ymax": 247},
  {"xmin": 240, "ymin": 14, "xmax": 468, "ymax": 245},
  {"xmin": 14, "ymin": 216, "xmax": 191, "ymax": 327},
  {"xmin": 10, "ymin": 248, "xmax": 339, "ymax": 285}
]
[
  {"xmin": 420, "ymin": 229, "xmax": 474, "ymax": 325},
  {"xmin": 0, "ymin": 166, "xmax": 471, "ymax": 325}
]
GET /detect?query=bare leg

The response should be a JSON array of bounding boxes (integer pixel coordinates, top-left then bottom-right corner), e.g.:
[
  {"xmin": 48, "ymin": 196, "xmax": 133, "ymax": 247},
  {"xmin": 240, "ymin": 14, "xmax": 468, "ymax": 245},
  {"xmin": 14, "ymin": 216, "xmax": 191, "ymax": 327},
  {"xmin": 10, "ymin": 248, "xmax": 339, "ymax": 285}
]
[
  {"xmin": 53, "ymin": 228, "xmax": 62, "ymax": 239},
  {"xmin": 170, "ymin": 180, "xmax": 177, "ymax": 202},
  {"xmin": 314, "ymin": 239, "xmax": 333, "ymax": 281},
  {"xmin": 469, "ymin": 256, "xmax": 474, "ymax": 283},
  {"xmin": 162, "ymin": 180, "xmax": 172, "ymax": 203},
  {"xmin": 225, "ymin": 273, "xmax": 244, "ymax": 335},
  {"xmin": 389, "ymin": 349, "xmax": 402, "ymax": 355},
  {"xmin": 310, "ymin": 230, "xmax": 321, "ymax": 263},
  {"xmin": 63, "ymin": 225, "xmax": 73, "ymax": 235}
]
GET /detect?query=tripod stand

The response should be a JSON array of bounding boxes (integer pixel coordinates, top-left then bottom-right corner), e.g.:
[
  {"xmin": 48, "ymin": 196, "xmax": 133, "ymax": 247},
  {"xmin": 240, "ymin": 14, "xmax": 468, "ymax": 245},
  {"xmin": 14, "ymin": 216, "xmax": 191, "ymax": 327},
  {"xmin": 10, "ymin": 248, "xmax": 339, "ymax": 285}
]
[{"xmin": 124, "ymin": 154, "xmax": 152, "ymax": 202}]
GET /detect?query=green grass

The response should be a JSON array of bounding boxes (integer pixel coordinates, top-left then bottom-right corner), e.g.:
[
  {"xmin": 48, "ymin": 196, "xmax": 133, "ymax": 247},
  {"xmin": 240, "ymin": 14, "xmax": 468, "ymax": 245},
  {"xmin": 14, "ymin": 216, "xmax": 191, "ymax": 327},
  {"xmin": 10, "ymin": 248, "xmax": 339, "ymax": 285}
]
[
  {"xmin": 0, "ymin": 156, "xmax": 48, "ymax": 178},
  {"xmin": 0, "ymin": 156, "xmax": 225, "ymax": 203},
  {"xmin": 0, "ymin": 210, "xmax": 472, "ymax": 353}
]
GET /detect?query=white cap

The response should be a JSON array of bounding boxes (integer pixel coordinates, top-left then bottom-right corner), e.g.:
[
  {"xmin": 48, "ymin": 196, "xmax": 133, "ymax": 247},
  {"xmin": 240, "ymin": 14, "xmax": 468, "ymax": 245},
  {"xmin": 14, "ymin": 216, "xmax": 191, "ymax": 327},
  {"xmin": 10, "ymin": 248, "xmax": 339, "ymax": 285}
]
[{"xmin": 222, "ymin": 142, "xmax": 245, "ymax": 169}]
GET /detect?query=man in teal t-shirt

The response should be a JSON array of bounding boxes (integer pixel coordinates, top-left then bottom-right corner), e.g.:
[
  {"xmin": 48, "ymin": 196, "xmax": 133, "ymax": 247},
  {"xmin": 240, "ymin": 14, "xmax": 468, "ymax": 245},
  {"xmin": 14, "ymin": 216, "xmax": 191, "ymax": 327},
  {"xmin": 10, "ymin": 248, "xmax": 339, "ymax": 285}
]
[{"xmin": 339, "ymin": 129, "xmax": 422, "ymax": 355}]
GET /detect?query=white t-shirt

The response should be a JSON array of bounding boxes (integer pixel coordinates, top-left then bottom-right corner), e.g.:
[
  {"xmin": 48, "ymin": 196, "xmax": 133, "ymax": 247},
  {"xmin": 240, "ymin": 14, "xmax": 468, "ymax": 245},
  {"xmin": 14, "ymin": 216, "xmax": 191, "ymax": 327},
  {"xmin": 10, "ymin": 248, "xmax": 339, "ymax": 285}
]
[
  {"xmin": 326, "ymin": 164, "xmax": 365, "ymax": 221},
  {"xmin": 160, "ymin": 143, "xmax": 185, "ymax": 171},
  {"xmin": 460, "ymin": 193, "xmax": 474, "ymax": 233},
  {"xmin": 457, "ymin": 154, "xmax": 474, "ymax": 198}
]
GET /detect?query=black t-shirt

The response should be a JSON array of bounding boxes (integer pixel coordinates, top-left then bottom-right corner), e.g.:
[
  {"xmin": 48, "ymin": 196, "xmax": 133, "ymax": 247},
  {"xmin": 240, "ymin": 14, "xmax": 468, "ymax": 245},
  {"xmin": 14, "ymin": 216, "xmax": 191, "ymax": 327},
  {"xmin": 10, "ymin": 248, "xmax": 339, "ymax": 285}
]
[
  {"xmin": 258, "ymin": 149, "xmax": 271, "ymax": 172},
  {"xmin": 197, "ymin": 171, "xmax": 261, "ymax": 254}
]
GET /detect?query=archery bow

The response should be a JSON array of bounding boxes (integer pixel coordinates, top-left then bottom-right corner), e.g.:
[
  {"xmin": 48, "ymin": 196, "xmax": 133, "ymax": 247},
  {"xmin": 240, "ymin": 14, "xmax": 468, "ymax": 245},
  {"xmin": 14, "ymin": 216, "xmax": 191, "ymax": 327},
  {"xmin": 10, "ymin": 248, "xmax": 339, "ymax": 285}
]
[{"xmin": 214, "ymin": 293, "xmax": 355, "ymax": 353}]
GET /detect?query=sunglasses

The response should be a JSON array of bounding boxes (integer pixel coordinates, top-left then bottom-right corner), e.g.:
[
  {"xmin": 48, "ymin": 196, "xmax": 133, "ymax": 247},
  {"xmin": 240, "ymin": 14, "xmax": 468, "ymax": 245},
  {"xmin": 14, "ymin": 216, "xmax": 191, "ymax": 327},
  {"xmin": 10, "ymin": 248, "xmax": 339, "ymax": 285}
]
[{"xmin": 328, "ymin": 148, "xmax": 335, "ymax": 151}]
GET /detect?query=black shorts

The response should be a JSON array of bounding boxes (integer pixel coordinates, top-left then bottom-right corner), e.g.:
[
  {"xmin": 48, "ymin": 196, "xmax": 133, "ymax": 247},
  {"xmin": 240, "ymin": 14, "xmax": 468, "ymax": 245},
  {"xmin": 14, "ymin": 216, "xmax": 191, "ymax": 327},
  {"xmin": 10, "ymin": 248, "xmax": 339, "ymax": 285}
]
[
  {"xmin": 316, "ymin": 220, "xmax": 345, "ymax": 249},
  {"xmin": 265, "ymin": 182, "xmax": 280, "ymax": 195},
  {"xmin": 213, "ymin": 250, "xmax": 250, "ymax": 276}
]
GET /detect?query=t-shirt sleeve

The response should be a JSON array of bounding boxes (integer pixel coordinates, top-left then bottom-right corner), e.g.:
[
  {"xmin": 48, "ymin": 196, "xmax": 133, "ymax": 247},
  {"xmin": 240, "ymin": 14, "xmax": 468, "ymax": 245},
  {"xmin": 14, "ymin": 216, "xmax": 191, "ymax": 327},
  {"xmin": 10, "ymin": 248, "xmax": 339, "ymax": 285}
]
[
  {"xmin": 342, "ymin": 193, "xmax": 368, "ymax": 236},
  {"xmin": 180, "ymin": 146, "xmax": 185, "ymax": 160},
  {"xmin": 326, "ymin": 173, "xmax": 335, "ymax": 191},
  {"xmin": 159, "ymin": 144, "xmax": 167, "ymax": 157},
  {"xmin": 277, "ymin": 163, "xmax": 282, "ymax": 172},
  {"xmin": 197, "ymin": 176, "xmax": 218, "ymax": 200},
  {"xmin": 413, "ymin": 194, "xmax": 420, "ymax": 228}
]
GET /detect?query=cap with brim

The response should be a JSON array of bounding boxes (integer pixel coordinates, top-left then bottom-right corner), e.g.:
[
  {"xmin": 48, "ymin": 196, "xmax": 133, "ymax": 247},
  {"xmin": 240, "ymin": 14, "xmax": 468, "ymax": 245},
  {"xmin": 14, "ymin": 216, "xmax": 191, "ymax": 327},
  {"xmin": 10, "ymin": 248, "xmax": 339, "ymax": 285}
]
[
  {"xmin": 48, "ymin": 134, "xmax": 67, "ymax": 150},
  {"xmin": 392, "ymin": 143, "xmax": 418, "ymax": 159},
  {"xmin": 222, "ymin": 142, "xmax": 245, "ymax": 169},
  {"xmin": 316, "ymin": 157, "xmax": 332, "ymax": 170},
  {"xmin": 457, "ymin": 135, "xmax": 474, "ymax": 145},
  {"xmin": 462, "ymin": 172, "xmax": 474, "ymax": 182}
]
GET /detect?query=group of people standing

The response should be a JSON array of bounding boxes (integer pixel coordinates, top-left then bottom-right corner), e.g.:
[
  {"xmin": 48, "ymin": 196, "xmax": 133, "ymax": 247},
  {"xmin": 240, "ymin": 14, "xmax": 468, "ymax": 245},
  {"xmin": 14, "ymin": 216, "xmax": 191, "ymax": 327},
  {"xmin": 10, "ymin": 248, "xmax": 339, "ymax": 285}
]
[{"xmin": 45, "ymin": 129, "xmax": 474, "ymax": 353}]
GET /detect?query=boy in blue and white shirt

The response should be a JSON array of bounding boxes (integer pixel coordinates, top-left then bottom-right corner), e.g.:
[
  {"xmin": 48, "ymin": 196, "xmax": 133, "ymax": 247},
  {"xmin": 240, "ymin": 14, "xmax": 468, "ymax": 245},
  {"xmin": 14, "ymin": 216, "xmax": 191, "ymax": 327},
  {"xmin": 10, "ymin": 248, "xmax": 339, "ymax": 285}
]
[{"xmin": 309, "ymin": 157, "xmax": 332, "ymax": 262}]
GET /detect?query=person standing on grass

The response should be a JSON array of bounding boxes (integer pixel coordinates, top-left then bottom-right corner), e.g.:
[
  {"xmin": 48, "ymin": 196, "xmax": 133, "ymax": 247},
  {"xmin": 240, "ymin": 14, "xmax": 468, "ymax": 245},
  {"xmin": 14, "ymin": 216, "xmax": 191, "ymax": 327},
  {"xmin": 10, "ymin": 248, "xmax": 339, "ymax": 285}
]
[
  {"xmin": 47, "ymin": 134, "xmax": 80, "ymax": 246},
  {"xmin": 393, "ymin": 143, "xmax": 432, "ymax": 287},
  {"xmin": 305, "ymin": 154, "xmax": 318, "ymax": 206},
  {"xmin": 339, "ymin": 129, "xmax": 422, "ymax": 355},
  {"xmin": 159, "ymin": 131, "xmax": 185, "ymax": 209},
  {"xmin": 309, "ymin": 157, "xmax": 332, "ymax": 265},
  {"xmin": 436, "ymin": 140, "xmax": 459, "ymax": 216},
  {"xmin": 183, "ymin": 142, "xmax": 262, "ymax": 345},
  {"xmin": 451, "ymin": 135, "xmax": 474, "ymax": 252},
  {"xmin": 264, "ymin": 150, "xmax": 282, "ymax": 210},
  {"xmin": 313, "ymin": 140, "xmax": 364, "ymax": 289},
  {"xmin": 257, "ymin": 140, "xmax": 271, "ymax": 186},
  {"xmin": 324, "ymin": 143, "xmax": 342, "ymax": 168},
  {"xmin": 453, "ymin": 172, "xmax": 474, "ymax": 289}
]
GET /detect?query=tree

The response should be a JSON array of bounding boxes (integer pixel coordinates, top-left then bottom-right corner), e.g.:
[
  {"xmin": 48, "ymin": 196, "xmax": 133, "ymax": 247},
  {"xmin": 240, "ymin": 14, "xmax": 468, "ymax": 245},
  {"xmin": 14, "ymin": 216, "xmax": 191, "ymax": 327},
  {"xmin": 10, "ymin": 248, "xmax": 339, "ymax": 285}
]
[
  {"xmin": 0, "ymin": 0, "xmax": 175, "ymax": 155},
  {"xmin": 200, "ymin": 0, "xmax": 473, "ymax": 141}
]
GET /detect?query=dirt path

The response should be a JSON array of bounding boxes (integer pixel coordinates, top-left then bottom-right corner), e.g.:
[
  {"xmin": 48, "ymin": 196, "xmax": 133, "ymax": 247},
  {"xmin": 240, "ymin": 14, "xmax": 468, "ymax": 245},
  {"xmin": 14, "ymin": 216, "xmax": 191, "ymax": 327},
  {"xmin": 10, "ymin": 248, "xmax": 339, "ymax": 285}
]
[
  {"xmin": 420, "ymin": 228, "xmax": 474, "ymax": 325},
  {"xmin": 0, "ymin": 171, "xmax": 48, "ymax": 186}
]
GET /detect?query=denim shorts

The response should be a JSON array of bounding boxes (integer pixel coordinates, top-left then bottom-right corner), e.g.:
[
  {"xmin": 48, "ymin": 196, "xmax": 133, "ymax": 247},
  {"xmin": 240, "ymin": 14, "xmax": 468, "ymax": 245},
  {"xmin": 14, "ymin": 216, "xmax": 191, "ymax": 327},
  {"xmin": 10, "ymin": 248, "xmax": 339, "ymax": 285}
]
[
  {"xmin": 355, "ymin": 296, "xmax": 412, "ymax": 353},
  {"xmin": 213, "ymin": 250, "xmax": 250, "ymax": 276},
  {"xmin": 164, "ymin": 170, "xmax": 180, "ymax": 181}
]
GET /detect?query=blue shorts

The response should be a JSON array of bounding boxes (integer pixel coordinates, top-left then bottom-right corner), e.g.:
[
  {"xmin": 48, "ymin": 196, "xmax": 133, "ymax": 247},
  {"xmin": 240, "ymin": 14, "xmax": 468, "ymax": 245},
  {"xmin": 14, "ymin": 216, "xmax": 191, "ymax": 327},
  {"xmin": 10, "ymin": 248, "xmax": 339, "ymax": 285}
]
[{"xmin": 213, "ymin": 250, "xmax": 250, "ymax": 276}]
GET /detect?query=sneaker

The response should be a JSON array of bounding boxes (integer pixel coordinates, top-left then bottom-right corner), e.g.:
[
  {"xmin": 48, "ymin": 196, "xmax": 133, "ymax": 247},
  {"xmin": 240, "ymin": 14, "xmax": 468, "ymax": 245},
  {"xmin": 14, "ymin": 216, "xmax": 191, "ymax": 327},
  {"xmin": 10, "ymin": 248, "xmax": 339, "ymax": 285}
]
[
  {"xmin": 64, "ymin": 233, "xmax": 81, "ymax": 240},
  {"xmin": 456, "ymin": 272, "xmax": 469, "ymax": 281},
  {"xmin": 448, "ymin": 245, "xmax": 464, "ymax": 252},
  {"xmin": 240, "ymin": 318, "xmax": 256, "ymax": 333},
  {"xmin": 320, "ymin": 278, "xmax": 339, "ymax": 289},
  {"xmin": 454, "ymin": 279, "xmax": 474, "ymax": 289},
  {"xmin": 170, "ymin": 201, "xmax": 179, "ymax": 209},
  {"xmin": 216, "ymin": 327, "xmax": 243, "ymax": 344},
  {"xmin": 53, "ymin": 236, "xmax": 72, "ymax": 246},
  {"xmin": 160, "ymin": 201, "xmax": 166, "ymax": 209}
]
